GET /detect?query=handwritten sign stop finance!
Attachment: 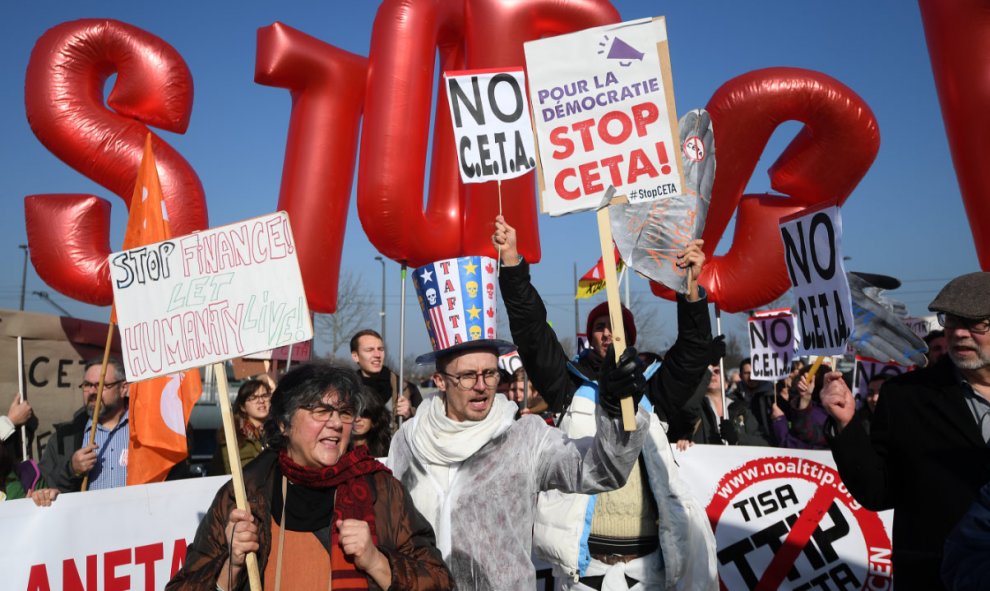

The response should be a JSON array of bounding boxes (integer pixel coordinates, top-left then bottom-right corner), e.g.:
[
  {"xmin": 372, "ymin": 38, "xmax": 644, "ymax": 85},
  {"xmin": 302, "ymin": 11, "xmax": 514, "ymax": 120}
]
[{"xmin": 110, "ymin": 212, "xmax": 313, "ymax": 381}]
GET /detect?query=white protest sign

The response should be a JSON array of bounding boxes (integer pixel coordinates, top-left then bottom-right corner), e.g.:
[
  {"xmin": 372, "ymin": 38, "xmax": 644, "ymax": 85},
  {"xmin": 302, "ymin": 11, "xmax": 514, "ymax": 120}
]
[
  {"xmin": 0, "ymin": 476, "xmax": 226, "ymax": 590},
  {"xmin": 444, "ymin": 68, "xmax": 537, "ymax": 183},
  {"xmin": 854, "ymin": 356, "xmax": 912, "ymax": 398},
  {"xmin": 676, "ymin": 445, "xmax": 894, "ymax": 591},
  {"xmin": 110, "ymin": 212, "xmax": 313, "ymax": 381},
  {"xmin": 904, "ymin": 315, "xmax": 938, "ymax": 340},
  {"xmin": 524, "ymin": 17, "xmax": 685, "ymax": 216},
  {"xmin": 779, "ymin": 206, "xmax": 853, "ymax": 357},
  {"xmin": 747, "ymin": 310, "xmax": 796, "ymax": 381}
]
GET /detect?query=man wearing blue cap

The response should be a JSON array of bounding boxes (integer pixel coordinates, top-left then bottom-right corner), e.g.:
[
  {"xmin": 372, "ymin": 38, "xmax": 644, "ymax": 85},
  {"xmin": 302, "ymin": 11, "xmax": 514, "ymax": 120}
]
[
  {"xmin": 388, "ymin": 255, "xmax": 650, "ymax": 591},
  {"xmin": 494, "ymin": 216, "xmax": 718, "ymax": 590}
]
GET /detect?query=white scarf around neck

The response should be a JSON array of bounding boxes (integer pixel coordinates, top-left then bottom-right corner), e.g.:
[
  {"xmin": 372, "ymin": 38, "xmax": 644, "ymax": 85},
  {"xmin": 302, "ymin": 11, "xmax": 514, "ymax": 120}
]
[{"xmin": 408, "ymin": 392, "xmax": 517, "ymax": 466}]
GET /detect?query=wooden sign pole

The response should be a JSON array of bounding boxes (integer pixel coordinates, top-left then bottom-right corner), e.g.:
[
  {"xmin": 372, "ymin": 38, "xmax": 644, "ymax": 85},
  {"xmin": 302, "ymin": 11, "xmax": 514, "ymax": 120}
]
[
  {"xmin": 595, "ymin": 206, "xmax": 637, "ymax": 432},
  {"xmin": 214, "ymin": 362, "xmax": 263, "ymax": 591}
]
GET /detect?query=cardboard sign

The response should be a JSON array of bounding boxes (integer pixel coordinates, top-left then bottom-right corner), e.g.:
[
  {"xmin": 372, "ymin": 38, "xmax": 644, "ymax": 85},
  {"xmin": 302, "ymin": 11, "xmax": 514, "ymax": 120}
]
[
  {"xmin": 444, "ymin": 68, "xmax": 537, "ymax": 183},
  {"xmin": 110, "ymin": 212, "xmax": 313, "ymax": 381},
  {"xmin": 854, "ymin": 356, "xmax": 911, "ymax": 398},
  {"xmin": 779, "ymin": 206, "xmax": 853, "ymax": 356},
  {"xmin": 747, "ymin": 311, "xmax": 796, "ymax": 382},
  {"xmin": 677, "ymin": 445, "xmax": 893, "ymax": 591},
  {"xmin": 525, "ymin": 17, "xmax": 685, "ymax": 216}
]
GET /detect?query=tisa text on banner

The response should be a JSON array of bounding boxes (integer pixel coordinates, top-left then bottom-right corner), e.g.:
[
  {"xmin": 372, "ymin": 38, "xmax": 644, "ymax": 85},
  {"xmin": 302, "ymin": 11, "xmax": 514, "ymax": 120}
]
[
  {"xmin": 525, "ymin": 17, "xmax": 685, "ymax": 215},
  {"xmin": 779, "ymin": 206, "xmax": 853, "ymax": 356},
  {"xmin": 748, "ymin": 310, "xmax": 796, "ymax": 382},
  {"xmin": 110, "ymin": 211, "xmax": 313, "ymax": 381},
  {"xmin": 444, "ymin": 68, "xmax": 537, "ymax": 183}
]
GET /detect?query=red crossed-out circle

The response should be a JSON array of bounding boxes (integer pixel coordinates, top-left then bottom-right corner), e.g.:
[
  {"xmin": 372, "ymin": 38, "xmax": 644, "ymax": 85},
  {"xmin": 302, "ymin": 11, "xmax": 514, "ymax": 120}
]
[{"xmin": 707, "ymin": 456, "xmax": 892, "ymax": 591}]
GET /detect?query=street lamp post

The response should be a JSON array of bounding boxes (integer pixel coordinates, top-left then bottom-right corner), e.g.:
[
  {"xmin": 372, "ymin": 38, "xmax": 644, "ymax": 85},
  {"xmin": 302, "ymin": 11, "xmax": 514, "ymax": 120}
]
[
  {"xmin": 18, "ymin": 244, "xmax": 28, "ymax": 311},
  {"xmin": 374, "ymin": 256, "xmax": 386, "ymax": 344}
]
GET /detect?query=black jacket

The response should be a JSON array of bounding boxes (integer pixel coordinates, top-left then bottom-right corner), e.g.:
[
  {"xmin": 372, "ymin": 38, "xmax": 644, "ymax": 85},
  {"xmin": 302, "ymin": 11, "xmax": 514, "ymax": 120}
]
[
  {"xmin": 828, "ymin": 357, "xmax": 990, "ymax": 591},
  {"xmin": 38, "ymin": 407, "xmax": 88, "ymax": 492},
  {"xmin": 690, "ymin": 393, "xmax": 769, "ymax": 447},
  {"xmin": 499, "ymin": 260, "xmax": 711, "ymax": 424}
]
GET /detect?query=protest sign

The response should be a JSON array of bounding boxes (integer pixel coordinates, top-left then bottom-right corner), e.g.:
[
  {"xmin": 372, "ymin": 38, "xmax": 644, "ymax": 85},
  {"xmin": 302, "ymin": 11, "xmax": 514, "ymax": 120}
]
[
  {"xmin": 677, "ymin": 445, "xmax": 894, "ymax": 591},
  {"xmin": 525, "ymin": 17, "xmax": 685, "ymax": 216},
  {"xmin": 610, "ymin": 108, "xmax": 714, "ymax": 293},
  {"xmin": 0, "ymin": 476, "xmax": 225, "ymax": 590},
  {"xmin": 444, "ymin": 68, "xmax": 537, "ymax": 184},
  {"xmin": 779, "ymin": 206, "xmax": 853, "ymax": 356},
  {"xmin": 854, "ymin": 356, "xmax": 911, "ymax": 398},
  {"xmin": 0, "ymin": 309, "xmax": 122, "ymax": 439},
  {"xmin": 110, "ymin": 212, "xmax": 313, "ymax": 381},
  {"xmin": 747, "ymin": 310, "xmax": 796, "ymax": 382},
  {"xmin": 904, "ymin": 315, "xmax": 938, "ymax": 340}
]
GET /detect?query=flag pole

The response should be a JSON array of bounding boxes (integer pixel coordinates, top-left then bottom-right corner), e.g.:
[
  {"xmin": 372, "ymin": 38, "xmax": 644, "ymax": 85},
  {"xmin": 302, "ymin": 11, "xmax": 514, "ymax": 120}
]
[
  {"xmin": 17, "ymin": 336, "xmax": 27, "ymax": 459},
  {"xmin": 396, "ymin": 263, "xmax": 408, "ymax": 431},
  {"xmin": 595, "ymin": 205, "xmax": 636, "ymax": 431},
  {"xmin": 80, "ymin": 319, "xmax": 115, "ymax": 491},
  {"xmin": 214, "ymin": 362, "xmax": 263, "ymax": 591}
]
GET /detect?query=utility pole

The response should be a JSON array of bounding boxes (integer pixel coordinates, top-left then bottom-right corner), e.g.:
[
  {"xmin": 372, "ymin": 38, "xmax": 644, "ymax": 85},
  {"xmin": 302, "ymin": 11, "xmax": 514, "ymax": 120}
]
[{"xmin": 375, "ymin": 256, "xmax": 386, "ymax": 344}]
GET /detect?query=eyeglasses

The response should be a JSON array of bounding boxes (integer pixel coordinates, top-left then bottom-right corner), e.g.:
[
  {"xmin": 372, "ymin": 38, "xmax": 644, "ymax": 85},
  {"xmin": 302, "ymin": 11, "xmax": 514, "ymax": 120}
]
[
  {"xmin": 79, "ymin": 380, "xmax": 123, "ymax": 391},
  {"xmin": 301, "ymin": 403, "xmax": 355, "ymax": 424},
  {"xmin": 938, "ymin": 313, "xmax": 990, "ymax": 335},
  {"xmin": 246, "ymin": 393, "xmax": 272, "ymax": 402},
  {"xmin": 443, "ymin": 369, "xmax": 501, "ymax": 389}
]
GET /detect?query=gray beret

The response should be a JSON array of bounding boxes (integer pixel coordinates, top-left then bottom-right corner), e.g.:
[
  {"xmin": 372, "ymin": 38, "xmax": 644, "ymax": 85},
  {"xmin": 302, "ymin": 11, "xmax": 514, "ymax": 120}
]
[{"xmin": 928, "ymin": 272, "xmax": 990, "ymax": 319}]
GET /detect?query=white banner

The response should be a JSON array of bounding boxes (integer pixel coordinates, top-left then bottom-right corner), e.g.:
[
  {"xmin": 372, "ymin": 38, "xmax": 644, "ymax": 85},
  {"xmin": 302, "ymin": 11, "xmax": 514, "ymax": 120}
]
[
  {"xmin": 0, "ymin": 476, "xmax": 226, "ymax": 590},
  {"xmin": 747, "ymin": 311, "xmax": 796, "ymax": 382},
  {"xmin": 780, "ymin": 206, "xmax": 854, "ymax": 357},
  {"xmin": 677, "ymin": 445, "xmax": 894, "ymax": 591},
  {"xmin": 904, "ymin": 315, "xmax": 938, "ymax": 340},
  {"xmin": 110, "ymin": 212, "xmax": 313, "ymax": 381},
  {"xmin": 524, "ymin": 17, "xmax": 685, "ymax": 216},
  {"xmin": 444, "ymin": 68, "xmax": 537, "ymax": 184}
]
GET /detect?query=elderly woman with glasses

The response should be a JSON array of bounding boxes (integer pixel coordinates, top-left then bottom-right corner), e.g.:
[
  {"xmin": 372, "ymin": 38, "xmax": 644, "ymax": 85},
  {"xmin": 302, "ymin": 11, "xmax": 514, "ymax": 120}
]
[
  {"xmin": 168, "ymin": 362, "xmax": 454, "ymax": 591},
  {"xmin": 209, "ymin": 379, "xmax": 272, "ymax": 476}
]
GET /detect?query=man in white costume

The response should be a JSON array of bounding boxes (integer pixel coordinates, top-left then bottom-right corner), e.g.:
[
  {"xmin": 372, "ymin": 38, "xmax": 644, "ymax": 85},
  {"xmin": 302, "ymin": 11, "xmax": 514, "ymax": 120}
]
[{"xmin": 388, "ymin": 255, "xmax": 649, "ymax": 591}]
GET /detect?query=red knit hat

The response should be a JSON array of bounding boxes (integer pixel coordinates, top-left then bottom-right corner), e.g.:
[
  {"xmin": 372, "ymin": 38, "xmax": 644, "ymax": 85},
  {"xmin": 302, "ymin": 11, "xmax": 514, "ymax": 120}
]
[{"xmin": 586, "ymin": 302, "xmax": 637, "ymax": 347}]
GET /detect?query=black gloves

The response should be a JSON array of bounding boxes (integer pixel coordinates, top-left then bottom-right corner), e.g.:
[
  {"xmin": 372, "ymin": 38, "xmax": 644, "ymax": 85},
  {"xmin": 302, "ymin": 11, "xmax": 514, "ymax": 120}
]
[
  {"xmin": 598, "ymin": 345, "xmax": 647, "ymax": 418},
  {"xmin": 719, "ymin": 418, "xmax": 739, "ymax": 445},
  {"xmin": 706, "ymin": 335, "xmax": 727, "ymax": 366}
]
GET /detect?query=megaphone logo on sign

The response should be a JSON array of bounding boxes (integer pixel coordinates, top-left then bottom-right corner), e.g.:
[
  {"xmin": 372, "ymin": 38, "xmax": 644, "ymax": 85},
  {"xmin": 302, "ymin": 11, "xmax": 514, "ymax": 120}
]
[{"xmin": 598, "ymin": 35, "xmax": 644, "ymax": 67}]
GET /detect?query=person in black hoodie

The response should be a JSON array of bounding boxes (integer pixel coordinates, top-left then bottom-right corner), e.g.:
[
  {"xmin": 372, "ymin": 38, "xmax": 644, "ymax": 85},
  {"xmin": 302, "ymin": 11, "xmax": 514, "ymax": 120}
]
[{"xmin": 350, "ymin": 329, "xmax": 421, "ymax": 428}]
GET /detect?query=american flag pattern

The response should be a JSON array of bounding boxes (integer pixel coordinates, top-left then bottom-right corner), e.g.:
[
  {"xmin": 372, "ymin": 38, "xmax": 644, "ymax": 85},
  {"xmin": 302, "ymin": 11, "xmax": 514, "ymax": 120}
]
[{"xmin": 413, "ymin": 256, "xmax": 499, "ymax": 354}]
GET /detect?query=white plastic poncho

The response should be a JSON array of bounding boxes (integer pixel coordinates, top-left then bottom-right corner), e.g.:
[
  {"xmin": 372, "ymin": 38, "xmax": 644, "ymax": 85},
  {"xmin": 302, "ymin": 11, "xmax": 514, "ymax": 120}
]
[{"xmin": 387, "ymin": 393, "xmax": 648, "ymax": 591}]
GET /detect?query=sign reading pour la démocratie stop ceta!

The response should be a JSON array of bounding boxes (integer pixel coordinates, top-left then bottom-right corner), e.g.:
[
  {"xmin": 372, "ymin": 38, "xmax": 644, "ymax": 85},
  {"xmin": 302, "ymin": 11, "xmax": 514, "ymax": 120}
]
[
  {"xmin": 109, "ymin": 212, "xmax": 313, "ymax": 382},
  {"xmin": 524, "ymin": 17, "xmax": 686, "ymax": 216}
]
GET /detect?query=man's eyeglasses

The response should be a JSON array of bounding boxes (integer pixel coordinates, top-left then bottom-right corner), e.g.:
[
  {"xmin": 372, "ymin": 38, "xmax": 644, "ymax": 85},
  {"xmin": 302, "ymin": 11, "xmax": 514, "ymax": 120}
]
[
  {"xmin": 443, "ymin": 369, "xmax": 501, "ymax": 389},
  {"xmin": 302, "ymin": 403, "xmax": 355, "ymax": 424},
  {"xmin": 938, "ymin": 313, "xmax": 990, "ymax": 335},
  {"xmin": 78, "ymin": 380, "xmax": 123, "ymax": 391},
  {"xmin": 246, "ymin": 393, "xmax": 272, "ymax": 402}
]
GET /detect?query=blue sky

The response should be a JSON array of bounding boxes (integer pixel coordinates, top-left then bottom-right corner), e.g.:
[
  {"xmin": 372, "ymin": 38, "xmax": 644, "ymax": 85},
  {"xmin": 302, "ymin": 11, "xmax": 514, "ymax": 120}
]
[{"xmin": 0, "ymin": 1, "xmax": 976, "ymax": 360}]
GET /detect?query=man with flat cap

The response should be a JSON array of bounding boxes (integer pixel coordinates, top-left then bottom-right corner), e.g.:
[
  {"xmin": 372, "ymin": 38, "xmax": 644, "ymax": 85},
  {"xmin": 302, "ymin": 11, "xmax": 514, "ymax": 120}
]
[
  {"xmin": 388, "ymin": 255, "xmax": 649, "ymax": 591},
  {"xmin": 821, "ymin": 272, "xmax": 990, "ymax": 591}
]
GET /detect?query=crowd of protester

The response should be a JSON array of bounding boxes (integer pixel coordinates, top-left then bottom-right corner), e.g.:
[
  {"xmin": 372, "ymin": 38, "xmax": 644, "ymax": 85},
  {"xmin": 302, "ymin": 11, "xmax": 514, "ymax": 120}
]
[{"xmin": 7, "ymin": 245, "xmax": 990, "ymax": 591}]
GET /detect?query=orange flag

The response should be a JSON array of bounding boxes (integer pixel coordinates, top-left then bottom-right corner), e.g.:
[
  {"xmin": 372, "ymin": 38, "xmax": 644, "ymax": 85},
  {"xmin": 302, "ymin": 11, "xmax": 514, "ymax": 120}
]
[{"xmin": 123, "ymin": 134, "xmax": 203, "ymax": 485}]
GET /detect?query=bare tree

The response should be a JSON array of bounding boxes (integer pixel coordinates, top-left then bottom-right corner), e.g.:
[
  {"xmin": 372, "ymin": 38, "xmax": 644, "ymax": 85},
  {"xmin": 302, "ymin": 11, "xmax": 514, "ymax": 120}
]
[
  {"xmin": 626, "ymin": 290, "xmax": 669, "ymax": 355},
  {"xmin": 314, "ymin": 271, "xmax": 374, "ymax": 358}
]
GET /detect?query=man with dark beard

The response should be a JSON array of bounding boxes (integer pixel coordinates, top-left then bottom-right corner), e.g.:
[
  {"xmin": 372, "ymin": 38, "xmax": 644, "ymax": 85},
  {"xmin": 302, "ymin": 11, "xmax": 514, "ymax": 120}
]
[
  {"xmin": 40, "ymin": 358, "xmax": 130, "ymax": 491},
  {"xmin": 823, "ymin": 272, "xmax": 990, "ymax": 591},
  {"xmin": 350, "ymin": 329, "xmax": 422, "ymax": 424}
]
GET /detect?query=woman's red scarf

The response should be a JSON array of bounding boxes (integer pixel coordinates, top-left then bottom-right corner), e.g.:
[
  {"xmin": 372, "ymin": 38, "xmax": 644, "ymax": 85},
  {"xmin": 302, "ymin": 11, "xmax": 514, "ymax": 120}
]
[{"xmin": 277, "ymin": 446, "xmax": 391, "ymax": 590}]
